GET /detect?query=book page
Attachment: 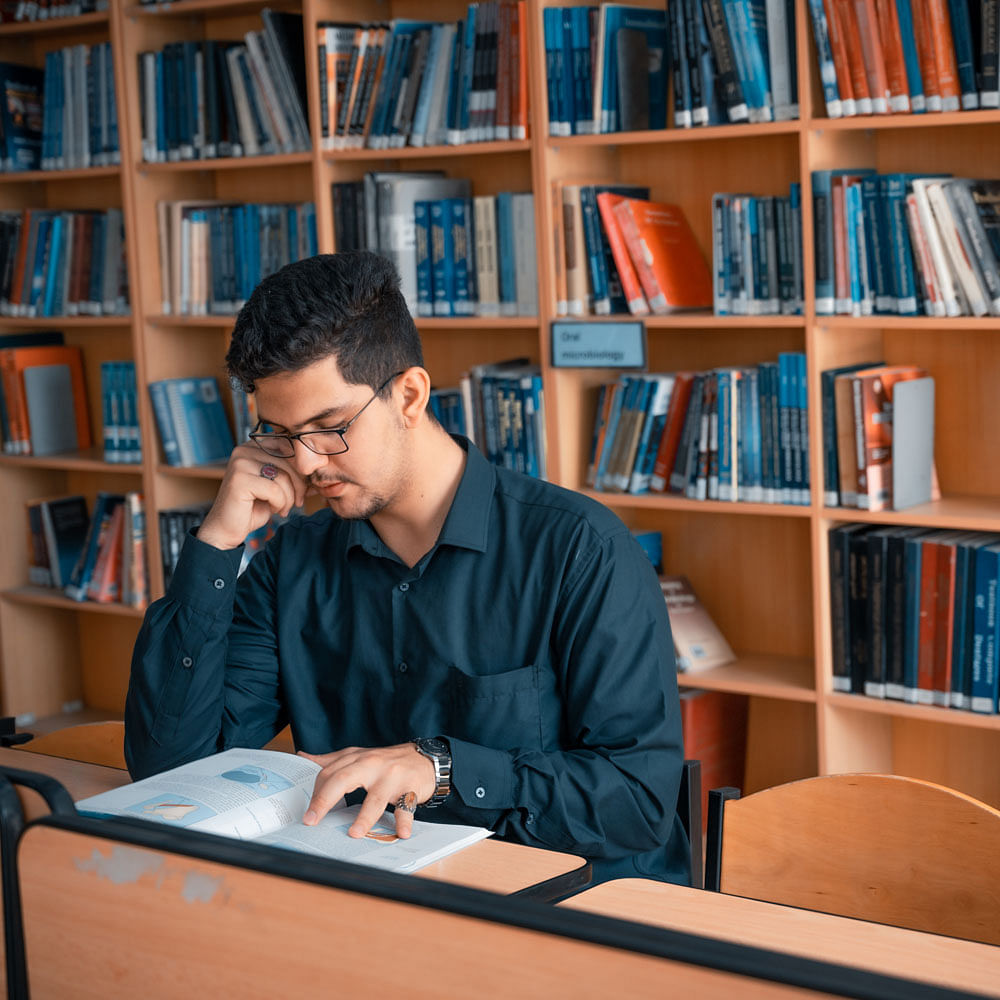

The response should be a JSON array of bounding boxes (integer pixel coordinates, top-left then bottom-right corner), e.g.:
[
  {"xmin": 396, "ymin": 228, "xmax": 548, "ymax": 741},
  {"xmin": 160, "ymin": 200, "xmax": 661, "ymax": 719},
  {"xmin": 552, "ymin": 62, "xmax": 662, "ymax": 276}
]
[
  {"xmin": 258, "ymin": 804, "xmax": 492, "ymax": 874},
  {"xmin": 75, "ymin": 748, "xmax": 337, "ymax": 841}
]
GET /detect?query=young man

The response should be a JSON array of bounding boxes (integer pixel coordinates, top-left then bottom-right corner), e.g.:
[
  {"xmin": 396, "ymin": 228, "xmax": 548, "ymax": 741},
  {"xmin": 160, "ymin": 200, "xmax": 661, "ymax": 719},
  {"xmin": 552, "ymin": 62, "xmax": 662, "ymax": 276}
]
[{"xmin": 125, "ymin": 252, "xmax": 689, "ymax": 884}]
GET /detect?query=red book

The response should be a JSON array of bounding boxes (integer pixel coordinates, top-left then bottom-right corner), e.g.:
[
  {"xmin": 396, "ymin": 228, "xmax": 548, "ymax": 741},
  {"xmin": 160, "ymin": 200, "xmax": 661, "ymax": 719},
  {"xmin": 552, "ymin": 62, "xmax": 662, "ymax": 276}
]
[
  {"xmin": 911, "ymin": 0, "xmax": 941, "ymax": 110},
  {"xmin": 926, "ymin": 0, "xmax": 961, "ymax": 110},
  {"xmin": 595, "ymin": 192, "xmax": 650, "ymax": 316},
  {"xmin": 611, "ymin": 198, "xmax": 712, "ymax": 313},
  {"xmin": 649, "ymin": 372, "xmax": 696, "ymax": 492},
  {"xmin": 823, "ymin": 0, "xmax": 856, "ymax": 113},
  {"xmin": 834, "ymin": 0, "xmax": 874, "ymax": 113},
  {"xmin": 852, "ymin": 0, "xmax": 892, "ymax": 112},
  {"xmin": 86, "ymin": 501, "xmax": 124, "ymax": 603},
  {"xmin": 931, "ymin": 534, "xmax": 960, "ymax": 706},
  {"xmin": 875, "ymin": 0, "xmax": 911, "ymax": 112}
]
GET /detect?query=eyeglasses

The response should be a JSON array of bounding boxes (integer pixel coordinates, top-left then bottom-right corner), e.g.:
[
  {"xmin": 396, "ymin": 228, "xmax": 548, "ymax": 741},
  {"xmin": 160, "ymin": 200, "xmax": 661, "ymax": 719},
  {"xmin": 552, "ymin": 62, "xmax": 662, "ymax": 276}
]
[{"xmin": 249, "ymin": 372, "xmax": 404, "ymax": 459}]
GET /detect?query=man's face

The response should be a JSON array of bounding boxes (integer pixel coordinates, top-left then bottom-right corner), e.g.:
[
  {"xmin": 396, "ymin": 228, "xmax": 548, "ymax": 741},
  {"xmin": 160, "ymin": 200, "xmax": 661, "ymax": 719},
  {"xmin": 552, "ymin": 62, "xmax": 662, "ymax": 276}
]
[{"xmin": 253, "ymin": 356, "xmax": 410, "ymax": 521}]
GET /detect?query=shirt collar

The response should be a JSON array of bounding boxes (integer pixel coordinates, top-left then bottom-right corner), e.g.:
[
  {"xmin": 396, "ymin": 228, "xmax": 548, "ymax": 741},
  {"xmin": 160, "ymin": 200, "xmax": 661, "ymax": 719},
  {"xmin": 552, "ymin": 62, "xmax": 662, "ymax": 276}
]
[{"xmin": 344, "ymin": 436, "xmax": 494, "ymax": 555}]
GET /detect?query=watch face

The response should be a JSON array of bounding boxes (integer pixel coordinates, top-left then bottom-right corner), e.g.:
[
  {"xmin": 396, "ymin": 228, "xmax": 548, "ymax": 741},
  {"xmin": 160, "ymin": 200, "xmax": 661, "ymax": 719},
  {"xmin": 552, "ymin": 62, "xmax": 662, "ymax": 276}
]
[{"xmin": 420, "ymin": 737, "xmax": 449, "ymax": 757}]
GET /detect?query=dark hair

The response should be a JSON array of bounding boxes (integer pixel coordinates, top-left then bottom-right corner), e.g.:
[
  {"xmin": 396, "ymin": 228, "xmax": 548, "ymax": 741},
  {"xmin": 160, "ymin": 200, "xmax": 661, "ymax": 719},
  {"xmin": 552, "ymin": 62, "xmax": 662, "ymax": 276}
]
[{"xmin": 226, "ymin": 252, "xmax": 424, "ymax": 393}]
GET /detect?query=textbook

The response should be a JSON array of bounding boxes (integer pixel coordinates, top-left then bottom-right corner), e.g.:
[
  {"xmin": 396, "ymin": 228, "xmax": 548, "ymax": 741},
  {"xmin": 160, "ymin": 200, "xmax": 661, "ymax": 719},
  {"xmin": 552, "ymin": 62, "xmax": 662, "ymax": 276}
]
[{"xmin": 76, "ymin": 748, "xmax": 492, "ymax": 874}]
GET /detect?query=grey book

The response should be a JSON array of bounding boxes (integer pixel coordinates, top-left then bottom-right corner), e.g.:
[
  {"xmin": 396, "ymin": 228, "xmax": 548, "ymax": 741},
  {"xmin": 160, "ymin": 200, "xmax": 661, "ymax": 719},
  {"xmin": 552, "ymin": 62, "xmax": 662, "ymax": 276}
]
[{"xmin": 24, "ymin": 364, "xmax": 79, "ymax": 456}]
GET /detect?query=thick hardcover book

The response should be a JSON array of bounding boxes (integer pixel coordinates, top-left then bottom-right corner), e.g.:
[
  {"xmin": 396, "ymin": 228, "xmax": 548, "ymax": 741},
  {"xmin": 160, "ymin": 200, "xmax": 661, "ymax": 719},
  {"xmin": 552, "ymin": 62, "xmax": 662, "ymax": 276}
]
[
  {"xmin": 970, "ymin": 540, "xmax": 1000, "ymax": 712},
  {"xmin": 77, "ymin": 748, "xmax": 491, "ymax": 871},
  {"xmin": 595, "ymin": 190, "xmax": 650, "ymax": 315},
  {"xmin": 829, "ymin": 523, "xmax": 873, "ymax": 692},
  {"xmin": 820, "ymin": 359, "xmax": 882, "ymax": 506},
  {"xmin": 660, "ymin": 574, "xmax": 736, "ymax": 672},
  {"xmin": 883, "ymin": 526, "xmax": 931, "ymax": 699},
  {"xmin": 35, "ymin": 494, "xmax": 89, "ymax": 590},
  {"xmin": 148, "ymin": 376, "xmax": 235, "ymax": 467}
]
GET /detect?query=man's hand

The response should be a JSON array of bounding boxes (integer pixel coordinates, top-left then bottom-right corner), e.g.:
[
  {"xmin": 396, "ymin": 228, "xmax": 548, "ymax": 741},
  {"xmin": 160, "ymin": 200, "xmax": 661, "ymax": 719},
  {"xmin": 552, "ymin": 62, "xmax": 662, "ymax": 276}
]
[
  {"xmin": 298, "ymin": 744, "xmax": 436, "ymax": 839},
  {"xmin": 197, "ymin": 443, "xmax": 310, "ymax": 551}
]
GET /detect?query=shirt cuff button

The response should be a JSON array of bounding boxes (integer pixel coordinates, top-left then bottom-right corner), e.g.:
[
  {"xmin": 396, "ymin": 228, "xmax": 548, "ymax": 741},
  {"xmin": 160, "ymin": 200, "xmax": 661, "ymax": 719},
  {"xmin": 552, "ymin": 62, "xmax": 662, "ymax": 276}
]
[
  {"xmin": 213, "ymin": 578, "xmax": 225, "ymax": 590},
  {"xmin": 475, "ymin": 786, "xmax": 486, "ymax": 799},
  {"xmin": 181, "ymin": 656, "xmax": 193, "ymax": 668}
]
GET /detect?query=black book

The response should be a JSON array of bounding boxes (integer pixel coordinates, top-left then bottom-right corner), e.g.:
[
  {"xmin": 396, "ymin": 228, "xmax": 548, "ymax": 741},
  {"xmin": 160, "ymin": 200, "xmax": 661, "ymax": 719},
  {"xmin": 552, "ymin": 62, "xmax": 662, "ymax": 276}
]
[
  {"xmin": 829, "ymin": 523, "xmax": 873, "ymax": 694},
  {"xmin": 699, "ymin": 0, "xmax": 747, "ymax": 123},
  {"xmin": 0, "ymin": 61, "xmax": 44, "ymax": 171},
  {"xmin": 617, "ymin": 27, "xmax": 650, "ymax": 131}
]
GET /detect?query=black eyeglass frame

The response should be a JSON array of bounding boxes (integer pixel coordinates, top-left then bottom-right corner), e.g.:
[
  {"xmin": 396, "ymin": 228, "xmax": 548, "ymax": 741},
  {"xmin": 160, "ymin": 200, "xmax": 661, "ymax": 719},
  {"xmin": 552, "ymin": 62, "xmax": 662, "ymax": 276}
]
[{"xmin": 249, "ymin": 371, "xmax": 405, "ymax": 459}]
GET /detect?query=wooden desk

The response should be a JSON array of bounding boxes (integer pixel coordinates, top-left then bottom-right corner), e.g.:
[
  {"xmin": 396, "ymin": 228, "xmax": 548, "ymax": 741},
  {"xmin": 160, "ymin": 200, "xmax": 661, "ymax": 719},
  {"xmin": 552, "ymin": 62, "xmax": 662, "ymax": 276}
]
[
  {"xmin": 0, "ymin": 748, "xmax": 586, "ymax": 896},
  {"xmin": 562, "ymin": 879, "xmax": 1000, "ymax": 996}
]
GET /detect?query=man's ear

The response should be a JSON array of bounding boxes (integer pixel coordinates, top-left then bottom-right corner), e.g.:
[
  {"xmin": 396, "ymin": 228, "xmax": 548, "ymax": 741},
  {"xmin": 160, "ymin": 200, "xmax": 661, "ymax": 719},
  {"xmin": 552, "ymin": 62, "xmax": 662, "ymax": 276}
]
[{"xmin": 397, "ymin": 367, "xmax": 431, "ymax": 427}]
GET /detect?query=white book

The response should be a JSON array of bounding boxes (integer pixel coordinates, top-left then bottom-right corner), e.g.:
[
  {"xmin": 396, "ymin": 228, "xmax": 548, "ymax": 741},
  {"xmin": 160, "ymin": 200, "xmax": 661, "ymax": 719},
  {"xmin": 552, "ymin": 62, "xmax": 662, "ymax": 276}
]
[
  {"xmin": 76, "ymin": 748, "xmax": 492, "ymax": 874},
  {"xmin": 927, "ymin": 179, "xmax": 990, "ymax": 317},
  {"xmin": 473, "ymin": 194, "xmax": 500, "ymax": 316},
  {"xmin": 226, "ymin": 46, "xmax": 262, "ymax": 157},
  {"xmin": 910, "ymin": 178, "xmax": 966, "ymax": 317},
  {"xmin": 511, "ymin": 192, "xmax": 538, "ymax": 317},
  {"xmin": 245, "ymin": 30, "xmax": 295, "ymax": 153}
]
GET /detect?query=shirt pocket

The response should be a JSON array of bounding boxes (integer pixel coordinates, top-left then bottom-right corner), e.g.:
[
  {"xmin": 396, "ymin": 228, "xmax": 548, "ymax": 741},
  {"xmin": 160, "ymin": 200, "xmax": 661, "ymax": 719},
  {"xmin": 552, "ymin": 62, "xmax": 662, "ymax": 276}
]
[{"xmin": 448, "ymin": 663, "xmax": 542, "ymax": 750}]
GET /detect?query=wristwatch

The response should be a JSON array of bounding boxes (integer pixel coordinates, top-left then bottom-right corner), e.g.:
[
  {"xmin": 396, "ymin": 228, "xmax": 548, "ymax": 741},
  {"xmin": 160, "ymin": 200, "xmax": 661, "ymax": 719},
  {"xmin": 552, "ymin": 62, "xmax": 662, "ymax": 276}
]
[{"xmin": 412, "ymin": 737, "xmax": 452, "ymax": 808}]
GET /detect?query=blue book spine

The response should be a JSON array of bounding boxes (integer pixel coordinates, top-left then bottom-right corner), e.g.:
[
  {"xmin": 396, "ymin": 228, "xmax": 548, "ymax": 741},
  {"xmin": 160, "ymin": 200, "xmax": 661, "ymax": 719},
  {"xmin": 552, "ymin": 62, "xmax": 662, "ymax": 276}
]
[
  {"xmin": 746, "ymin": 367, "xmax": 763, "ymax": 501},
  {"xmin": 671, "ymin": 0, "xmax": 694, "ymax": 128},
  {"xmin": 756, "ymin": 361, "xmax": 775, "ymax": 501},
  {"xmin": 495, "ymin": 191, "xmax": 517, "ymax": 316},
  {"xmin": 812, "ymin": 170, "xmax": 836, "ymax": 314},
  {"xmin": 125, "ymin": 360, "xmax": 142, "ymax": 463},
  {"xmin": 544, "ymin": 7, "xmax": 565, "ymax": 135},
  {"xmin": 148, "ymin": 379, "xmax": 180, "ymax": 466},
  {"xmin": 410, "ymin": 24, "xmax": 445, "ymax": 144},
  {"xmin": 41, "ymin": 213, "xmax": 64, "ymax": 317},
  {"xmin": 971, "ymin": 544, "xmax": 1000, "ymax": 712},
  {"xmin": 559, "ymin": 6, "xmax": 577, "ymax": 134},
  {"xmin": 430, "ymin": 199, "xmax": 454, "ymax": 316},
  {"xmin": 894, "ymin": 0, "xmax": 925, "ymax": 112},
  {"xmin": 457, "ymin": 5, "xmax": 478, "ymax": 142},
  {"xmin": 716, "ymin": 369, "xmax": 732, "ymax": 500},
  {"xmin": 594, "ymin": 376, "xmax": 627, "ymax": 489},
  {"xmin": 100, "ymin": 361, "xmax": 117, "ymax": 462},
  {"xmin": 777, "ymin": 351, "xmax": 794, "ymax": 504},
  {"xmin": 884, "ymin": 174, "xmax": 920, "ymax": 316},
  {"xmin": 414, "ymin": 199, "xmax": 434, "ymax": 317},
  {"xmin": 865, "ymin": 175, "xmax": 895, "ymax": 313},
  {"xmin": 804, "ymin": 0, "xmax": 843, "ymax": 116},
  {"xmin": 902, "ymin": 534, "xmax": 925, "ymax": 702},
  {"xmin": 180, "ymin": 377, "xmax": 235, "ymax": 466},
  {"xmin": 720, "ymin": 0, "xmax": 764, "ymax": 120},
  {"xmin": 570, "ymin": 5, "xmax": 594, "ymax": 133},
  {"xmin": 449, "ymin": 198, "xmax": 475, "ymax": 316},
  {"xmin": 445, "ymin": 23, "xmax": 464, "ymax": 141},
  {"xmin": 846, "ymin": 182, "xmax": 863, "ymax": 316},
  {"xmin": 951, "ymin": 539, "xmax": 976, "ymax": 709},
  {"xmin": 579, "ymin": 186, "xmax": 610, "ymax": 313},
  {"xmin": 947, "ymin": 0, "xmax": 979, "ymax": 108},
  {"xmin": 795, "ymin": 350, "xmax": 809, "ymax": 504},
  {"xmin": 518, "ymin": 375, "xmax": 539, "ymax": 480},
  {"xmin": 711, "ymin": 194, "xmax": 730, "ymax": 315}
]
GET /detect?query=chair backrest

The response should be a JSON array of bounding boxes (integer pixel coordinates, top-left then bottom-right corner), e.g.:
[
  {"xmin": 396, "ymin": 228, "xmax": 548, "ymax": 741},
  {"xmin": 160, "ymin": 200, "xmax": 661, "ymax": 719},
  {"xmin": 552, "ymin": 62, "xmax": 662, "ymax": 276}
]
[
  {"xmin": 18, "ymin": 722, "xmax": 126, "ymax": 770},
  {"xmin": 677, "ymin": 759, "xmax": 703, "ymax": 889},
  {"xmin": 703, "ymin": 773, "xmax": 1000, "ymax": 946}
]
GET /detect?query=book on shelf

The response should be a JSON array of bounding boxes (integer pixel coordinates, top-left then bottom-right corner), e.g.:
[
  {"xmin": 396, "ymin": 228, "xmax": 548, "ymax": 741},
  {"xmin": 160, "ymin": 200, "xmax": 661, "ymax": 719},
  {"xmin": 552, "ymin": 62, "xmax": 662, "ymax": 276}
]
[
  {"xmin": 76, "ymin": 748, "xmax": 492, "ymax": 874},
  {"xmin": 64, "ymin": 492, "xmax": 124, "ymax": 603},
  {"xmin": 158, "ymin": 503, "xmax": 214, "ymax": 589},
  {"xmin": 0, "ymin": 343, "xmax": 91, "ymax": 456},
  {"xmin": 0, "ymin": 61, "xmax": 44, "ymax": 172},
  {"xmin": 100, "ymin": 361, "xmax": 142, "ymax": 464},
  {"xmin": 25, "ymin": 494, "xmax": 90, "ymax": 591},
  {"xmin": 148, "ymin": 376, "xmax": 236, "ymax": 468},
  {"xmin": 660, "ymin": 574, "xmax": 736, "ymax": 673},
  {"xmin": 86, "ymin": 500, "xmax": 125, "ymax": 603}
]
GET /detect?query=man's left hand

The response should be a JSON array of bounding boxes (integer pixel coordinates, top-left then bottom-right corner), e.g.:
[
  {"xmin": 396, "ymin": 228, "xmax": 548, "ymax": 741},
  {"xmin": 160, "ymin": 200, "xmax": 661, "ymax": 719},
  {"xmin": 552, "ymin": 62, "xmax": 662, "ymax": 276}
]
[{"xmin": 297, "ymin": 743, "xmax": 436, "ymax": 839}]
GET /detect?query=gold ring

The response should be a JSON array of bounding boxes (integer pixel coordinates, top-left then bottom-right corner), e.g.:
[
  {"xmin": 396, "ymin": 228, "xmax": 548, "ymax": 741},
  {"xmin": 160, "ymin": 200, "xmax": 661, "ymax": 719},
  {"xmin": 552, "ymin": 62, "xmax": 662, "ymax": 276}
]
[{"xmin": 395, "ymin": 791, "xmax": 417, "ymax": 814}]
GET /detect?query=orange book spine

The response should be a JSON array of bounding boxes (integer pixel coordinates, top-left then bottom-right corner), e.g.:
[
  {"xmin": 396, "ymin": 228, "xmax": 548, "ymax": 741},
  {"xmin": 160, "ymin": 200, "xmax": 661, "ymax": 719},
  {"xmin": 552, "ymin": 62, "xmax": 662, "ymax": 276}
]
[
  {"xmin": 12, "ymin": 345, "xmax": 92, "ymax": 454},
  {"xmin": 853, "ymin": 0, "xmax": 892, "ymax": 112},
  {"xmin": 336, "ymin": 28, "xmax": 367, "ymax": 144},
  {"xmin": 611, "ymin": 199, "xmax": 662, "ymax": 312},
  {"xmin": 649, "ymin": 372, "xmax": 696, "ymax": 491},
  {"xmin": 513, "ymin": 0, "xmax": 529, "ymax": 138},
  {"xmin": 831, "ymin": 177, "xmax": 851, "ymax": 313},
  {"xmin": 823, "ymin": 0, "xmax": 857, "ymax": 113},
  {"xmin": 835, "ymin": 0, "xmax": 874, "ymax": 112},
  {"xmin": 0, "ymin": 350, "xmax": 25, "ymax": 454},
  {"xmin": 359, "ymin": 29, "xmax": 388, "ymax": 146},
  {"xmin": 911, "ymin": 0, "xmax": 941, "ymax": 108},
  {"xmin": 875, "ymin": 0, "xmax": 910, "ymax": 111},
  {"xmin": 925, "ymin": 0, "xmax": 960, "ymax": 109},
  {"xmin": 7, "ymin": 209, "xmax": 33, "ymax": 315},
  {"xmin": 86, "ymin": 501, "xmax": 124, "ymax": 603},
  {"xmin": 595, "ymin": 192, "xmax": 649, "ymax": 316}
]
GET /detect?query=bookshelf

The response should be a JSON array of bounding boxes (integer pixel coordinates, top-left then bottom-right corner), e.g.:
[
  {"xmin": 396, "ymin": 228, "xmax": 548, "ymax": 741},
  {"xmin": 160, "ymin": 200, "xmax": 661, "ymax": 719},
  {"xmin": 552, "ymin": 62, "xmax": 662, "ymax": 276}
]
[{"xmin": 1, "ymin": 0, "xmax": 999, "ymax": 815}]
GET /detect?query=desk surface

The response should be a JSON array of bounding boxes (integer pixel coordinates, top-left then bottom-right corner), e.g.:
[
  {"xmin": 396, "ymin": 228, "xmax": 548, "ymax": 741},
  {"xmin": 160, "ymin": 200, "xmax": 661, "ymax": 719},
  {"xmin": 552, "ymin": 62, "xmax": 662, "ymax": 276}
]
[
  {"xmin": 0, "ymin": 747, "xmax": 584, "ymax": 896},
  {"xmin": 562, "ymin": 878, "xmax": 1000, "ymax": 995}
]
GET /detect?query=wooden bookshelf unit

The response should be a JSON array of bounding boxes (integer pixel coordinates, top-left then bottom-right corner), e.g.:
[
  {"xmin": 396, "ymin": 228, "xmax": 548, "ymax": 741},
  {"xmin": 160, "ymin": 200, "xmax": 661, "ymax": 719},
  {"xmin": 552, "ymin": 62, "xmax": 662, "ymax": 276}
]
[{"xmin": 1, "ymin": 0, "xmax": 999, "ymax": 812}]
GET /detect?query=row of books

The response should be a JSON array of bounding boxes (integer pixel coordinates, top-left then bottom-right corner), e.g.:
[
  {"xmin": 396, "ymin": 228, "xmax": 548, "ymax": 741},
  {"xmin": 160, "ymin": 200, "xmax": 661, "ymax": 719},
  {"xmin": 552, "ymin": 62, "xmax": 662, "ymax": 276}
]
[
  {"xmin": 0, "ymin": 0, "xmax": 104, "ymax": 21},
  {"xmin": 830, "ymin": 522, "xmax": 1000, "ymax": 715},
  {"xmin": 807, "ymin": 0, "xmax": 995, "ymax": 118},
  {"xmin": 100, "ymin": 360, "xmax": 142, "ymax": 465},
  {"xmin": 0, "ymin": 207, "xmax": 128, "ymax": 318},
  {"xmin": 815, "ymin": 169, "xmax": 1000, "ymax": 318},
  {"xmin": 712, "ymin": 186, "xmax": 804, "ymax": 316},
  {"xmin": 318, "ymin": 3, "xmax": 529, "ymax": 151},
  {"xmin": 158, "ymin": 503, "xmax": 211, "ymax": 589},
  {"xmin": 137, "ymin": 12, "xmax": 308, "ymax": 163},
  {"xmin": 544, "ymin": 0, "xmax": 796, "ymax": 135},
  {"xmin": 587, "ymin": 353, "xmax": 810, "ymax": 504},
  {"xmin": 156, "ymin": 200, "xmax": 317, "ymax": 317},
  {"xmin": 148, "ymin": 376, "xmax": 236, "ymax": 469},
  {"xmin": 26, "ymin": 491, "xmax": 148, "ymax": 609},
  {"xmin": 0, "ymin": 335, "xmax": 90, "ymax": 456},
  {"xmin": 821, "ymin": 361, "xmax": 937, "ymax": 513},
  {"xmin": 554, "ymin": 183, "xmax": 712, "ymax": 316}
]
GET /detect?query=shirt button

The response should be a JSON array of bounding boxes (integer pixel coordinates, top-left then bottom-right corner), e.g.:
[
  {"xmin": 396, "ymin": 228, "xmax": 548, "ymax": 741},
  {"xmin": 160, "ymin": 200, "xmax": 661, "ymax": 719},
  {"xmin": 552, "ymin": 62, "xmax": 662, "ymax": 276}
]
[
  {"xmin": 526, "ymin": 813, "xmax": 535, "ymax": 825},
  {"xmin": 475, "ymin": 786, "xmax": 486, "ymax": 799},
  {"xmin": 398, "ymin": 662, "xmax": 408, "ymax": 673},
  {"xmin": 181, "ymin": 656, "xmax": 193, "ymax": 668},
  {"xmin": 213, "ymin": 578, "xmax": 225, "ymax": 590},
  {"xmin": 398, "ymin": 582, "xmax": 409, "ymax": 592}
]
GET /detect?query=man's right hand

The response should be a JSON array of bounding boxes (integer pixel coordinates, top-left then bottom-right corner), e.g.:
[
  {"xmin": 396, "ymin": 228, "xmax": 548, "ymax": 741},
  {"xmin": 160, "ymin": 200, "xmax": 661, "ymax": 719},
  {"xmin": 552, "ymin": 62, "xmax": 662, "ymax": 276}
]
[{"xmin": 196, "ymin": 443, "xmax": 310, "ymax": 551}]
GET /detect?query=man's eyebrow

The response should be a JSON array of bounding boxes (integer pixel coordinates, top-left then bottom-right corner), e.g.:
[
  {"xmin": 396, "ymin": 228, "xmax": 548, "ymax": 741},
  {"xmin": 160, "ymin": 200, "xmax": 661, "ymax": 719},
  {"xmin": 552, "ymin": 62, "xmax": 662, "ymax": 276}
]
[{"xmin": 256, "ymin": 405, "xmax": 349, "ymax": 432}]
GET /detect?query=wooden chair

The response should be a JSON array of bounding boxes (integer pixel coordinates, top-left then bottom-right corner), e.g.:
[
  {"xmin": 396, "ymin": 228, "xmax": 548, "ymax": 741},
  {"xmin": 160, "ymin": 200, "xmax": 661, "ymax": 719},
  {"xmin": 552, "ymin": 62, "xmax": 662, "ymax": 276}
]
[
  {"xmin": 18, "ymin": 722, "xmax": 126, "ymax": 770},
  {"xmin": 704, "ymin": 772, "xmax": 1000, "ymax": 946}
]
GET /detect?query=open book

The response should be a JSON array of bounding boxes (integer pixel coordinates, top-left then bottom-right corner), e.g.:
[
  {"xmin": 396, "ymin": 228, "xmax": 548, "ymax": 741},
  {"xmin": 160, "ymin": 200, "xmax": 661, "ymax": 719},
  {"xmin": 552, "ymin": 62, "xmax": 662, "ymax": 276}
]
[{"xmin": 75, "ymin": 748, "xmax": 491, "ymax": 874}]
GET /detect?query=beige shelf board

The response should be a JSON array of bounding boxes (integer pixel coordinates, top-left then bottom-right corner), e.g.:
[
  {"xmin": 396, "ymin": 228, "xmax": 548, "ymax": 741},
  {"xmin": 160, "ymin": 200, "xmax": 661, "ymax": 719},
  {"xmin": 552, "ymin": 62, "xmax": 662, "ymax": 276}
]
[
  {"xmin": 826, "ymin": 692, "xmax": 1000, "ymax": 730},
  {"xmin": 0, "ymin": 10, "xmax": 107, "ymax": 34},
  {"xmin": 808, "ymin": 108, "xmax": 1000, "ymax": 133},
  {"xmin": 815, "ymin": 314, "xmax": 1000, "ymax": 330},
  {"xmin": 644, "ymin": 313, "xmax": 805, "ymax": 329},
  {"xmin": 677, "ymin": 653, "xmax": 816, "ymax": 702},
  {"xmin": 2, "ymin": 587, "xmax": 145, "ymax": 618},
  {"xmin": 822, "ymin": 495, "xmax": 1000, "ymax": 532},
  {"xmin": 138, "ymin": 150, "xmax": 311, "ymax": 173},
  {"xmin": 0, "ymin": 448, "xmax": 142, "ymax": 473},
  {"xmin": 324, "ymin": 140, "xmax": 532, "ymax": 163},
  {"xmin": 545, "ymin": 119, "xmax": 801, "ymax": 150},
  {"xmin": 0, "ymin": 315, "xmax": 131, "ymax": 329},
  {"xmin": 147, "ymin": 314, "xmax": 235, "ymax": 328},
  {"xmin": 0, "ymin": 165, "xmax": 121, "ymax": 184},
  {"xmin": 124, "ymin": 0, "xmax": 296, "ymax": 17},
  {"xmin": 584, "ymin": 489, "xmax": 814, "ymax": 518},
  {"xmin": 156, "ymin": 463, "xmax": 226, "ymax": 479}
]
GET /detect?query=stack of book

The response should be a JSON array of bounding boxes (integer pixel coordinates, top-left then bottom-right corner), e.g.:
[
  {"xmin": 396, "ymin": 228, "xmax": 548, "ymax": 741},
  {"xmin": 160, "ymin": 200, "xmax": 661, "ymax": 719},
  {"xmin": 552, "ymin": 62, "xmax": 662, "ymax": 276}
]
[
  {"xmin": 137, "ymin": 11, "xmax": 309, "ymax": 162},
  {"xmin": 0, "ymin": 336, "xmax": 90, "ymax": 456},
  {"xmin": 807, "ymin": 0, "xmax": 989, "ymax": 119},
  {"xmin": 544, "ymin": 0, "xmax": 797, "ymax": 133},
  {"xmin": 148, "ymin": 376, "xmax": 235, "ymax": 468},
  {"xmin": 587, "ymin": 352, "xmax": 809, "ymax": 505},
  {"xmin": 318, "ymin": 4, "xmax": 529, "ymax": 151},
  {"xmin": 334, "ymin": 173, "xmax": 537, "ymax": 318},
  {"xmin": 815, "ymin": 170, "xmax": 1000, "ymax": 318},
  {"xmin": 27, "ymin": 491, "xmax": 149, "ymax": 608},
  {"xmin": 829, "ymin": 523, "xmax": 1000, "ymax": 715},
  {"xmin": 712, "ymin": 185, "xmax": 803, "ymax": 315},
  {"xmin": 0, "ymin": 207, "xmax": 128, "ymax": 318},
  {"xmin": 99, "ymin": 360, "xmax": 142, "ymax": 465},
  {"xmin": 554, "ymin": 185, "xmax": 712, "ymax": 316},
  {"xmin": 155, "ymin": 200, "xmax": 317, "ymax": 316}
]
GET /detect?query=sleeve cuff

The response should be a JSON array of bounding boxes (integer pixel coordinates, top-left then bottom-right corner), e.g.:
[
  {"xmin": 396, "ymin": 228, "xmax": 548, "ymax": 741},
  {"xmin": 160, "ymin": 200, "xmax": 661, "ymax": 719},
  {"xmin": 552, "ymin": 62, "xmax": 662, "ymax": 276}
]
[
  {"xmin": 446, "ymin": 736, "xmax": 516, "ymax": 810},
  {"xmin": 166, "ymin": 529, "xmax": 245, "ymax": 616}
]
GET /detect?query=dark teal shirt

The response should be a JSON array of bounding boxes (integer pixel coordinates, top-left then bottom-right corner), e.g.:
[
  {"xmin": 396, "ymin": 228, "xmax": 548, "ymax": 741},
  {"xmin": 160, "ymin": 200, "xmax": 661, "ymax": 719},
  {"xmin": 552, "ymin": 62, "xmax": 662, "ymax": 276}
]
[{"xmin": 125, "ymin": 438, "xmax": 689, "ymax": 883}]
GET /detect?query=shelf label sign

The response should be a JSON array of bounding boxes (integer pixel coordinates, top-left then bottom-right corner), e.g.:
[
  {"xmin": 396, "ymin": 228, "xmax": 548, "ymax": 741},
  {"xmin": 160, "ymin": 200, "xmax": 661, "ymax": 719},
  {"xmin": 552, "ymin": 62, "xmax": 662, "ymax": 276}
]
[{"xmin": 550, "ymin": 320, "xmax": 647, "ymax": 368}]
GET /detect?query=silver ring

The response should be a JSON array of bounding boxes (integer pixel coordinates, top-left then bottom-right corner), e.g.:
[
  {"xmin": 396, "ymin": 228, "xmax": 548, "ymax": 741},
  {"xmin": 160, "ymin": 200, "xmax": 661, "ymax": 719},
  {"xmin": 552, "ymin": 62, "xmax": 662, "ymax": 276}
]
[
  {"xmin": 260, "ymin": 464, "xmax": 279, "ymax": 480},
  {"xmin": 395, "ymin": 791, "xmax": 417, "ymax": 814}
]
